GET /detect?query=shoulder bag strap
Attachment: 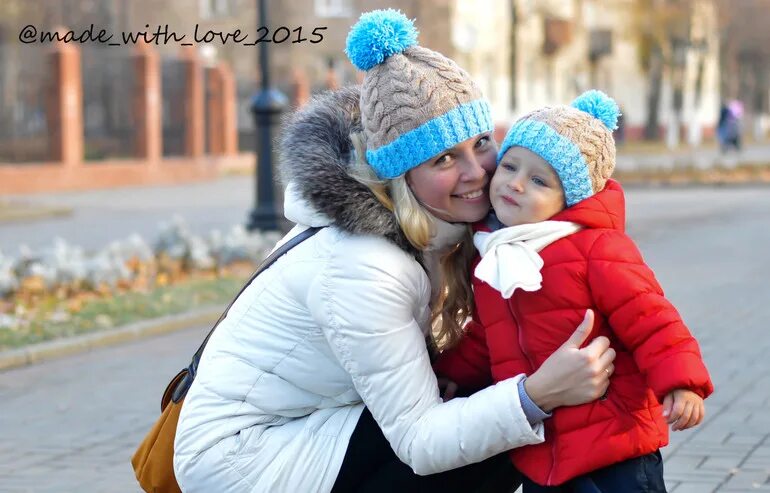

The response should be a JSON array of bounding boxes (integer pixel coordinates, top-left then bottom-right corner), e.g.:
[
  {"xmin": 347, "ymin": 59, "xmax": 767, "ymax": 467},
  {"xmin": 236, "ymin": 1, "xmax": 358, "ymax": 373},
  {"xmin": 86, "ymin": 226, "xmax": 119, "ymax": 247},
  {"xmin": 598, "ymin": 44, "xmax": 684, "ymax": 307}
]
[{"xmin": 170, "ymin": 226, "xmax": 322, "ymax": 403}]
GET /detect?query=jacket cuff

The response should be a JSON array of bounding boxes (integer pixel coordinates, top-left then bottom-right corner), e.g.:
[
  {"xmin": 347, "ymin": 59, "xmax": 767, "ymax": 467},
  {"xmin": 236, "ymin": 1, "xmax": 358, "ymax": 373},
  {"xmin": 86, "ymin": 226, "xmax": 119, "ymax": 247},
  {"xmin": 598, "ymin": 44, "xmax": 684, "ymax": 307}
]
[
  {"xmin": 517, "ymin": 377, "xmax": 552, "ymax": 425},
  {"xmin": 646, "ymin": 352, "xmax": 714, "ymax": 401}
]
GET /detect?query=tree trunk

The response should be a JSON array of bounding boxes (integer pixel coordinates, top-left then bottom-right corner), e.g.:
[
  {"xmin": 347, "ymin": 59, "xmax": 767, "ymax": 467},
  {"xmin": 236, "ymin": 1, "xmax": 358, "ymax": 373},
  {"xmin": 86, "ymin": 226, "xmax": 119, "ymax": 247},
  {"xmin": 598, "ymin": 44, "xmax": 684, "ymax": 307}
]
[
  {"xmin": 509, "ymin": 0, "xmax": 518, "ymax": 113},
  {"xmin": 644, "ymin": 48, "xmax": 664, "ymax": 140},
  {"xmin": 752, "ymin": 61, "xmax": 769, "ymax": 141},
  {"xmin": 688, "ymin": 56, "xmax": 706, "ymax": 147}
]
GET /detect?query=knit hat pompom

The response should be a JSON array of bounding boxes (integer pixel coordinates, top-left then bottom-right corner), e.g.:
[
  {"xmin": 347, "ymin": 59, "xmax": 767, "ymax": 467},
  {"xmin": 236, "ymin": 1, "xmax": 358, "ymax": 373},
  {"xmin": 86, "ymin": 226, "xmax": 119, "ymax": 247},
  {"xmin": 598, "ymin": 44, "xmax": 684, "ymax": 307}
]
[
  {"xmin": 571, "ymin": 90, "xmax": 620, "ymax": 131},
  {"xmin": 345, "ymin": 9, "xmax": 418, "ymax": 71}
]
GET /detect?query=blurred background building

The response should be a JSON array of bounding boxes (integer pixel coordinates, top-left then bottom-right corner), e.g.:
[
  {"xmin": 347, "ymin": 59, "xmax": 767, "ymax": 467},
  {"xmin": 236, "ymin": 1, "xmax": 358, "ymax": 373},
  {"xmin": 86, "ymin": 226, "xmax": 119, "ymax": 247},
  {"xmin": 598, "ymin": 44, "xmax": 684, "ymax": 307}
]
[{"xmin": 0, "ymin": 0, "xmax": 768, "ymax": 192}]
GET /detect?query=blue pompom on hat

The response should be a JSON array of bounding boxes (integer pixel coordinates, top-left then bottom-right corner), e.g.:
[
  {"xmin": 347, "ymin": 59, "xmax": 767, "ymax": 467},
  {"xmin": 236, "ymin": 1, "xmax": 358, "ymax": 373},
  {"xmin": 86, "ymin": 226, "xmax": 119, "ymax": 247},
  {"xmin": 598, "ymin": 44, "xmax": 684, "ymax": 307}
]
[
  {"xmin": 343, "ymin": 9, "xmax": 493, "ymax": 180},
  {"xmin": 497, "ymin": 90, "xmax": 621, "ymax": 207},
  {"xmin": 345, "ymin": 9, "xmax": 418, "ymax": 71},
  {"xmin": 571, "ymin": 90, "xmax": 621, "ymax": 131}
]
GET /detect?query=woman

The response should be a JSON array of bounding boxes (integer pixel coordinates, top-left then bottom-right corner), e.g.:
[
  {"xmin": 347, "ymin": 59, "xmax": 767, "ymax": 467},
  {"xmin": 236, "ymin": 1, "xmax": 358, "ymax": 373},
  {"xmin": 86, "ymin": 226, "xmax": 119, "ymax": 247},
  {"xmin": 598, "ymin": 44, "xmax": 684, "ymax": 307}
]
[{"xmin": 173, "ymin": 10, "xmax": 615, "ymax": 493}]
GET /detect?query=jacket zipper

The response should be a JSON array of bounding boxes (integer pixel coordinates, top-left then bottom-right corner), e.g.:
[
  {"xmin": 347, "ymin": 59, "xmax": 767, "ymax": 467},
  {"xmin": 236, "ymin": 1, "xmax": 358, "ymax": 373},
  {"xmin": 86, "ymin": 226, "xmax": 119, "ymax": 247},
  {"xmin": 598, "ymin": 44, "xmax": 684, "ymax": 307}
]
[
  {"xmin": 546, "ymin": 423, "xmax": 557, "ymax": 485},
  {"xmin": 508, "ymin": 300, "xmax": 558, "ymax": 485},
  {"xmin": 508, "ymin": 300, "xmax": 536, "ymax": 376}
]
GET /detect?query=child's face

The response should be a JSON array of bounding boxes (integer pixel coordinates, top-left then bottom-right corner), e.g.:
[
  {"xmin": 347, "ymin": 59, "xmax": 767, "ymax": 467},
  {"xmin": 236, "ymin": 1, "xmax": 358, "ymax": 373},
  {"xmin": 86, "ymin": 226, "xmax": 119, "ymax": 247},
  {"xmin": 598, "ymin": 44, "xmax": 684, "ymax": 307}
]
[{"xmin": 490, "ymin": 146, "xmax": 566, "ymax": 226}]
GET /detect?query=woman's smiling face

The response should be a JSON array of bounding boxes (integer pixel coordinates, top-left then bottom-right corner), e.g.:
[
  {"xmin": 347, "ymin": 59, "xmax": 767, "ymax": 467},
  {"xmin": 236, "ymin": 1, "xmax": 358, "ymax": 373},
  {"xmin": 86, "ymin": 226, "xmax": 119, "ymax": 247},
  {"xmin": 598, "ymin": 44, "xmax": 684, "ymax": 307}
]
[
  {"xmin": 490, "ymin": 146, "xmax": 566, "ymax": 227},
  {"xmin": 406, "ymin": 132, "xmax": 497, "ymax": 223}
]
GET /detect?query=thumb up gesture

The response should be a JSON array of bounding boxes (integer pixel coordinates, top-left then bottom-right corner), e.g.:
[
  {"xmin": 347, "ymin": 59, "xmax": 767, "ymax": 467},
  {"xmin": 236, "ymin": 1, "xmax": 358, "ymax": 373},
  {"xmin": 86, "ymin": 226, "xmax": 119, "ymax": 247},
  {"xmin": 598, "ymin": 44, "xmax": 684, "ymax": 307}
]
[{"xmin": 524, "ymin": 310, "xmax": 615, "ymax": 412}]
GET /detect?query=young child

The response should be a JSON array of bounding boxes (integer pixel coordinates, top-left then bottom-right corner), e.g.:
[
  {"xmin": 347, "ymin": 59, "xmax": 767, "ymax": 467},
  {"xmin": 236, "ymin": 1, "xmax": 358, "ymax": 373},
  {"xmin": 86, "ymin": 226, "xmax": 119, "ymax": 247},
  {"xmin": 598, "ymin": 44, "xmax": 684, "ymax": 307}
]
[{"xmin": 434, "ymin": 90, "xmax": 713, "ymax": 492}]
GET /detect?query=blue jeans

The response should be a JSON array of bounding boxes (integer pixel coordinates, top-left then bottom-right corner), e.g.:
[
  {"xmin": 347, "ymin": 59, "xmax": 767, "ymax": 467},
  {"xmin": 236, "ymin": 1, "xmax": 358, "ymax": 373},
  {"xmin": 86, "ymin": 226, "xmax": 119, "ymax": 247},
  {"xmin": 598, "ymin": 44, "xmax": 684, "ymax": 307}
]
[{"xmin": 522, "ymin": 450, "xmax": 666, "ymax": 493}]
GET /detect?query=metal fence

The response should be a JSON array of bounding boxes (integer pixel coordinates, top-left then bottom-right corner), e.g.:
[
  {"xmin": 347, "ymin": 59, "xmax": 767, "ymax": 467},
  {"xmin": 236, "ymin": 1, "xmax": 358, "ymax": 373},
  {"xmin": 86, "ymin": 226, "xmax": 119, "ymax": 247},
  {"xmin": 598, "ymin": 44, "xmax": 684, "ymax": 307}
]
[
  {"xmin": 1, "ymin": 44, "xmax": 238, "ymax": 164},
  {"xmin": 81, "ymin": 47, "xmax": 136, "ymax": 161},
  {"xmin": 161, "ymin": 58, "xmax": 187, "ymax": 157},
  {"xmin": 0, "ymin": 46, "xmax": 49, "ymax": 163}
]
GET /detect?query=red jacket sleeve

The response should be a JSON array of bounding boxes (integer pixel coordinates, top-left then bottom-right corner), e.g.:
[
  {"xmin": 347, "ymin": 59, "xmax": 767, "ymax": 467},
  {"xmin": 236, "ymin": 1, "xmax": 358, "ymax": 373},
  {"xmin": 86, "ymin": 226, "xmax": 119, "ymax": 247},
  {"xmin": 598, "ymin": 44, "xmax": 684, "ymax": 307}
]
[
  {"xmin": 432, "ymin": 318, "xmax": 493, "ymax": 391},
  {"xmin": 587, "ymin": 231, "xmax": 713, "ymax": 400}
]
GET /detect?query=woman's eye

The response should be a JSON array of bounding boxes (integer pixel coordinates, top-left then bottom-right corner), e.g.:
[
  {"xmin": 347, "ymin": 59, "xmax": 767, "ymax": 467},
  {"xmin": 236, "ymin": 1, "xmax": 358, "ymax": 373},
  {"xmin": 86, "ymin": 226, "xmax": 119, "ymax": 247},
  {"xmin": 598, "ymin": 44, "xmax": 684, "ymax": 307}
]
[
  {"xmin": 475, "ymin": 136, "xmax": 490, "ymax": 148},
  {"xmin": 435, "ymin": 154, "xmax": 452, "ymax": 166}
]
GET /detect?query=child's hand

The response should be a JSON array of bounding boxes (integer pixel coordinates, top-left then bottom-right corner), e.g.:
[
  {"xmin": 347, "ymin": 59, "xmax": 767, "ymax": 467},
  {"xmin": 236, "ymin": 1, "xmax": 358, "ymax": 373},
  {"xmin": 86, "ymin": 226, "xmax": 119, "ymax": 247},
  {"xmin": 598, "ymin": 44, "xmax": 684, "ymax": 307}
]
[{"xmin": 662, "ymin": 389, "xmax": 704, "ymax": 431}]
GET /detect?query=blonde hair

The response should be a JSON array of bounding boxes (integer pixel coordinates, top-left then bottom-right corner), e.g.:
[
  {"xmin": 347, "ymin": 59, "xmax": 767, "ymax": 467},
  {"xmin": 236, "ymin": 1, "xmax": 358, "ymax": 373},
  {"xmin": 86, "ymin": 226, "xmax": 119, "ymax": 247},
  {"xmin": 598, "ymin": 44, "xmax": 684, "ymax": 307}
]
[{"xmin": 349, "ymin": 132, "xmax": 475, "ymax": 350}]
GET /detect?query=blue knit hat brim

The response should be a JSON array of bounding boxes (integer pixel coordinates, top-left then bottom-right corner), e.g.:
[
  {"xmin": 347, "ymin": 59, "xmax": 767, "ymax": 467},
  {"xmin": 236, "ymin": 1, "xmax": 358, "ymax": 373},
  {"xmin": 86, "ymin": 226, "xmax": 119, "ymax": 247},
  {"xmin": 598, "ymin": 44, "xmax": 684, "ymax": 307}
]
[{"xmin": 367, "ymin": 99, "xmax": 493, "ymax": 179}]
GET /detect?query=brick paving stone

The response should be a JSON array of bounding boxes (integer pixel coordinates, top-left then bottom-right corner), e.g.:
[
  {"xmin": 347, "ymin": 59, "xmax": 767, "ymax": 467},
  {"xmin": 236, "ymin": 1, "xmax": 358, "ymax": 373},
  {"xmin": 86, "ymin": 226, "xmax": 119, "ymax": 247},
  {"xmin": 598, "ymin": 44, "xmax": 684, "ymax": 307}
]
[
  {"xmin": 666, "ymin": 454, "xmax": 708, "ymax": 473},
  {"xmin": 720, "ymin": 489, "xmax": 770, "ymax": 493},
  {"xmin": 726, "ymin": 434, "xmax": 768, "ymax": 446},
  {"xmin": 667, "ymin": 480, "xmax": 682, "ymax": 491},
  {"xmin": 743, "ymin": 462, "xmax": 770, "ymax": 473},
  {"xmin": 701, "ymin": 456, "xmax": 746, "ymax": 471},
  {"xmin": 671, "ymin": 482, "xmax": 722, "ymax": 493},
  {"xmin": 745, "ymin": 439, "xmax": 769, "ymax": 452},
  {"xmin": 668, "ymin": 470, "xmax": 731, "ymax": 483},
  {"xmin": 721, "ymin": 470, "xmax": 770, "ymax": 490}
]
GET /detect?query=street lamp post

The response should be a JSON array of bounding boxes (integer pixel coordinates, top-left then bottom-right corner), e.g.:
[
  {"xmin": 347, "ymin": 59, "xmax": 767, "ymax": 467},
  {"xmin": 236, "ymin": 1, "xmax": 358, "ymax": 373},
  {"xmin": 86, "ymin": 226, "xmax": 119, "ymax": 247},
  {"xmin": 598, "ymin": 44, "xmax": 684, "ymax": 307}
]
[{"xmin": 246, "ymin": 0, "xmax": 288, "ymax": 232}]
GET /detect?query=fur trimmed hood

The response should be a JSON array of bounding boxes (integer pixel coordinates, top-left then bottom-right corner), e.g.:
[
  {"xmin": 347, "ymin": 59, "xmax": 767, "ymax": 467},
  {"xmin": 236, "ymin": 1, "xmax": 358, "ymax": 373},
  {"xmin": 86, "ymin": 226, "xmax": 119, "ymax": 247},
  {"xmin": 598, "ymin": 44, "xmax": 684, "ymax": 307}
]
[{"xmin": 279, "ymin": 86, "xmax": 415, "ymax": 254}]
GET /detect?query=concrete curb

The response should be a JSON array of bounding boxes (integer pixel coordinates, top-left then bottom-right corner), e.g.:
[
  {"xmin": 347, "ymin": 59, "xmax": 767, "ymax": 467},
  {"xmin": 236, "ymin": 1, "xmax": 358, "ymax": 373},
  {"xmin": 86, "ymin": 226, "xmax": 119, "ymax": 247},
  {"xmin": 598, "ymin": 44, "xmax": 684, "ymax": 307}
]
[{"xmin": 0, "ymin": 306, "xmax": 222, "ymax": 372}]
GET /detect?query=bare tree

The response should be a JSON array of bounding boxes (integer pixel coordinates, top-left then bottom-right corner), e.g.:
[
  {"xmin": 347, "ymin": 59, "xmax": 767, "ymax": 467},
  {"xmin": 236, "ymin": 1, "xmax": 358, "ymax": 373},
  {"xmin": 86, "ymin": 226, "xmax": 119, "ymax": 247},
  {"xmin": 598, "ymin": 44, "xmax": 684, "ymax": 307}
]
[{"xmin": 630, "ymin": 0, "xmax": 693, "ymax": 142}]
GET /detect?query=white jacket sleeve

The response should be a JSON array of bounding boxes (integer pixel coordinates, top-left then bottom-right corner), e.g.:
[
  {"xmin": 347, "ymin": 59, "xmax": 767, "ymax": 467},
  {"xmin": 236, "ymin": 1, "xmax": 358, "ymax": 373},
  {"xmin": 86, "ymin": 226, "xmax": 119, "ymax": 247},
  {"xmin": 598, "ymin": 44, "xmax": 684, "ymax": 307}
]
[{"xmin": 307, "ymin": 235, "xmax": 544, "ymax": 475}]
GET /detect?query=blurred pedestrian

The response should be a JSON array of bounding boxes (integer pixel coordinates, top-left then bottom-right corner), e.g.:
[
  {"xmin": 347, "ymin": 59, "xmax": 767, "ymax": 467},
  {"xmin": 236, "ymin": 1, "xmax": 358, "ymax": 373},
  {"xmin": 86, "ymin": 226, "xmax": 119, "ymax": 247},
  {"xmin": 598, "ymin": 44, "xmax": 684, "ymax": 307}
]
[{"xmin": 717, "ymin": 100, "xmax": 743, "ymax": 153}]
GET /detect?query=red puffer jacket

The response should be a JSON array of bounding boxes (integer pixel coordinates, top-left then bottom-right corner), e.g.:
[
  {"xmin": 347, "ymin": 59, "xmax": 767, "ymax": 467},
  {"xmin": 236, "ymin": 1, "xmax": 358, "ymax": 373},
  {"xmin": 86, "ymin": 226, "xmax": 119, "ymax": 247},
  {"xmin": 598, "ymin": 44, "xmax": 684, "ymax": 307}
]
[{"xmin": 434, "ymin": 179, "xmax": 713, "ymax": 486}]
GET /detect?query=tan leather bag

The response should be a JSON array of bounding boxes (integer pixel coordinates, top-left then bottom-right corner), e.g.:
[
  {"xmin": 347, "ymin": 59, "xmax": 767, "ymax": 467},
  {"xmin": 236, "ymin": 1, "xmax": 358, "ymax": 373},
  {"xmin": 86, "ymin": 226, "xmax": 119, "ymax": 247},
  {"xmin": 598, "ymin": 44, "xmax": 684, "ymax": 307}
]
[
  {"xmin": 131, "ymin": 227, "xmax": 321, "ymax": 493},
  {"xmin": 131, "ymin": 370, "xmax": 186, "ymax": 493}
]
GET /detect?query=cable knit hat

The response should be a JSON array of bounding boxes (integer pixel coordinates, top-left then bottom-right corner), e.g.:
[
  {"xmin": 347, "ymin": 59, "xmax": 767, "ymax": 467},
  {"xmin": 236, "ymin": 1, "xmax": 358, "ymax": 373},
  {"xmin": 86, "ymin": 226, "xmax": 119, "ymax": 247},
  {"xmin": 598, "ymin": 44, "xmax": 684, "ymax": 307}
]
[
  {"xmin": 345, "ymin": 9, "xmax": 493, "ymax": 179},
  {"xmin": 497, "ymin": 90, "xmax": 620, "ymax": 207}
]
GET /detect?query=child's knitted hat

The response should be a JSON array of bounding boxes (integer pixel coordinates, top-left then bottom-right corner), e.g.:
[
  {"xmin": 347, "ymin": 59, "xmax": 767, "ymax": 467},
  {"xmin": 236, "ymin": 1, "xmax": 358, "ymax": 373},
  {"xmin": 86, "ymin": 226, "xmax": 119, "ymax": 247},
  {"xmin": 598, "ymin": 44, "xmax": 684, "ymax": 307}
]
[
  {"xmin": 345, "ymin": 9, "xmax": 493, "ymax": 179},
  {"xmin": 497, "ymin": 90, "xmax": 620, "ymax": 207}
]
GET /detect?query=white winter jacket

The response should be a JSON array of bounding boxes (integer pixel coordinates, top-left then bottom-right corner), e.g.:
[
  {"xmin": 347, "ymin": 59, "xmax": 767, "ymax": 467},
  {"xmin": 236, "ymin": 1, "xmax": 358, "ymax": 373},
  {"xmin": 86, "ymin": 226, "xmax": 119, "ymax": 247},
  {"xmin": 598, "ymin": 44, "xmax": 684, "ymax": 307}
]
[{"xmin": 173, "ymin": 87, "xmax": 545, "ymax": 493}]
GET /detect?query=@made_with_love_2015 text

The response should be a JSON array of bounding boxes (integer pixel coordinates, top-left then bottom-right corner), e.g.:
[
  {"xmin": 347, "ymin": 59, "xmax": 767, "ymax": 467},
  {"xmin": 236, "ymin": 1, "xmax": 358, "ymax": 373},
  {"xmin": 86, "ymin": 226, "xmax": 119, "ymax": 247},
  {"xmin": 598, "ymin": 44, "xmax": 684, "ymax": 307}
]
[{"xmin": 18, "ymin": 23, "xmax": 328, "ymax": 46}]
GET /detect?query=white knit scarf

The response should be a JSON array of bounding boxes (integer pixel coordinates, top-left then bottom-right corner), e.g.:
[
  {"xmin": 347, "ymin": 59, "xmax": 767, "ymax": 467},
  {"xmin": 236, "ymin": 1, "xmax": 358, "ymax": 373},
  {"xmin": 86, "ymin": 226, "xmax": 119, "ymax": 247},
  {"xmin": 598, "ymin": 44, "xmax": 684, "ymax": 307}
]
[{"xmin": 473, "ymin": 221, "xmax": 582, "ymax": 298}]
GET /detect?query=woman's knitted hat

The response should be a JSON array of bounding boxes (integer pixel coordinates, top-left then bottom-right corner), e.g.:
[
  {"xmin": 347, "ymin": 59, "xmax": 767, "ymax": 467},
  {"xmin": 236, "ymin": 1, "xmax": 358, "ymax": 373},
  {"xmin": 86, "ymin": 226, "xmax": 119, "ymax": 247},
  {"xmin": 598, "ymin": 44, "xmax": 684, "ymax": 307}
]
[
  {"xmin": 345, "ymin": 9, "xmax": 493, "ymax": 179},
  {"xmin": 497, "ymin": 90, "xmax": 620, "ymax": 207}
]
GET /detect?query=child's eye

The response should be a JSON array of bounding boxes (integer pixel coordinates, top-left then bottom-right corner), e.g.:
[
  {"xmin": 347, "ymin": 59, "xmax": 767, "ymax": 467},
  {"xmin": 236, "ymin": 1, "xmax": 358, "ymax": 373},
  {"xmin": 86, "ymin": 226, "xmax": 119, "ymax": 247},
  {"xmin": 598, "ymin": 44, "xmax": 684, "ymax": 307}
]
[
  {"xmin": 501, "ymin": 163, "xmax": 517, "ymax": 172},
  {"xmin": 532, "ymin": 176, "xmax": 547, "ymax": 186}
]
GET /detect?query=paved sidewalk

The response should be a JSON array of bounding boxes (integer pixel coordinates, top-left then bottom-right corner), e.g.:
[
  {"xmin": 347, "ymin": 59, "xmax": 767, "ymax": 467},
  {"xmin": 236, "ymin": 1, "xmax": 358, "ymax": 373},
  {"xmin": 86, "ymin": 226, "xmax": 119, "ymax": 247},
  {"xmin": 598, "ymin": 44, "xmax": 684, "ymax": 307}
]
[
  {"xmin": 1, "ymin": 185, "xmax": 770, "ymax": 492},
  {"xmin": 625, "ymin": 186, "xmax": 770, "ymax": 492},
  {"xmin": 0, "ymin": 325, "xmax": 209, "ymax": 492},
  {"xmin": 0, "ymin": 176, "xmax": 256, "ymax": 254}
]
